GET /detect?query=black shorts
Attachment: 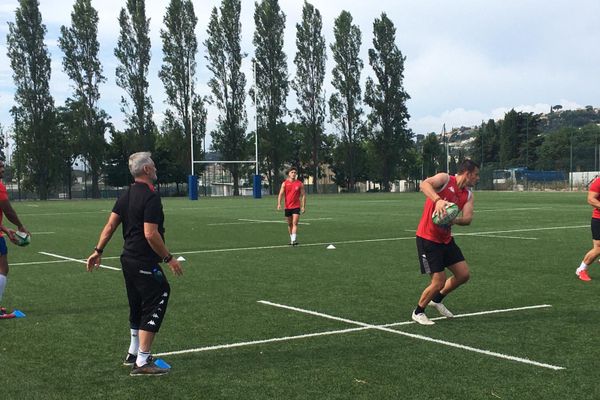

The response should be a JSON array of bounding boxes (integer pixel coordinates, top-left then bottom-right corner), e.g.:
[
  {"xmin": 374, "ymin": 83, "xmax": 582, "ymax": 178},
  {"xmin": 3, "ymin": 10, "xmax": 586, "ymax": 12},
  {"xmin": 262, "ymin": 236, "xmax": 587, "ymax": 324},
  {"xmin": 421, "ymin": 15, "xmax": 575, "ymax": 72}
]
[
  {"xmin": 121, "ymin": 256, "xmax": 171, "ymax": 333},
  {"xmin": 285, "ymin": 208, "xmax": 301, "ymax": 217},
  {"xmin": 416, "ymin": 236, "xmax": 465, "ymax": 274},
  {"xmin": 592, "ymin": 218, "xmax": 600, "ymax": 240}
]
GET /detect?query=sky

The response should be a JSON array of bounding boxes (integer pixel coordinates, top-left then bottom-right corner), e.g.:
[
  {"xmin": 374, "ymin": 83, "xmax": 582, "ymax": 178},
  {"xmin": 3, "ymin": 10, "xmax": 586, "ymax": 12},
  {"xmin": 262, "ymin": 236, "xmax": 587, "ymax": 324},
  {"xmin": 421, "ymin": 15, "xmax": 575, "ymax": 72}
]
[{"xmin": 0, "ymin": 0, "xmax": 599, "ymax": 150}]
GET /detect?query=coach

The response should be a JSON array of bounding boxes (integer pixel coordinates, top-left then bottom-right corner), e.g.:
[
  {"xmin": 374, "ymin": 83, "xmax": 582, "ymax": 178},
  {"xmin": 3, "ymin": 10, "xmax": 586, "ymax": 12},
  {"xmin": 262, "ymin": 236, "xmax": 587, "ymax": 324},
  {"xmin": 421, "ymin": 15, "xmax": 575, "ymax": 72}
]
[{"xmin": 86, "ymin": 152, "xmax": 183, "ymax": 376}]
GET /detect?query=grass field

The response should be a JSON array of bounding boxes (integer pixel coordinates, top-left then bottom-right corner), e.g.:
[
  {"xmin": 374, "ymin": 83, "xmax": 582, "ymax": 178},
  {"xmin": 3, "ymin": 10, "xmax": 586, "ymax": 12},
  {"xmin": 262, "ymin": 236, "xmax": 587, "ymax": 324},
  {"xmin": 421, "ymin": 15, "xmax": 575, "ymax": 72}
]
[{"xmin": 1, "ymin": 191, "xmax": 598, "ymax": 399}]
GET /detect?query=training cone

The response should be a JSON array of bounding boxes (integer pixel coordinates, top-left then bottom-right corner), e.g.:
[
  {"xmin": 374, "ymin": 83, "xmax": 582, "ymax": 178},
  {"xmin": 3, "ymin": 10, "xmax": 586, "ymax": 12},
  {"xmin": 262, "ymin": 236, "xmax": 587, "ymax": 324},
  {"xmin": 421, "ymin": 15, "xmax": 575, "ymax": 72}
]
[
  {"xmin": 176, "ymin": 256, "xmax": 186, "ymax": 262},
  {"xmin": 326, "ymin": 244, "xmax": 336, "ymax": 250}
]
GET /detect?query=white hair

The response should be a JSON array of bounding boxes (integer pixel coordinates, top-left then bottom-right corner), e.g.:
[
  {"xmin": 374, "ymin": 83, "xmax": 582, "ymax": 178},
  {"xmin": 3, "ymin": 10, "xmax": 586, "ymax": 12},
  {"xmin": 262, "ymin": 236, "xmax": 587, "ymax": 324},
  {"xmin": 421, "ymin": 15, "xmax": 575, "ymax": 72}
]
[{"xmin": 128, "ymin": 152, "xmax": 153, "ymax": 177}]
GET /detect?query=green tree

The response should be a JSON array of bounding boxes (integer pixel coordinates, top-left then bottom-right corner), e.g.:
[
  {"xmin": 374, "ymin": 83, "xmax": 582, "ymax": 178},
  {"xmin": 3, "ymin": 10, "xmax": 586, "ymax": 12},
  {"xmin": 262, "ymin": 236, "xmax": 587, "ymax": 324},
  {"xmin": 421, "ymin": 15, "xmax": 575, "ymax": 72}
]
[
  {"xmin": 59, "ymin": 0, "xmax": 108, "ymax": 198},
  {"xmin": 204, "ymin": 0, "xmax": 248, "ymax": 195},
  {"xmin": 292, "ymin": 1, "xmax": 326, "ymax": 193},
  {"xmin": 421, "ymin": 133, "xmax": 443, "ymax": 178},
  {"xmin": 364, "ymin": 13, "xmax": 411, "ymax": 192},
  {"xmin": 329, "ymin": 11, "xmax": 363, "ymax": 191},
  {"xmin": 159, "ymin": 0, "xmax": 207, "ymax": 181},
  {"xmin": 253, "ymin": 0, "xmax": 289, "ymax": 193},
  {"xmin": 115, "ymin": 0, "xmax": 154, "ymax": 151},
  {"xmin": 7, "ymin": 0, "xmax": 60, "ymax": 199}
]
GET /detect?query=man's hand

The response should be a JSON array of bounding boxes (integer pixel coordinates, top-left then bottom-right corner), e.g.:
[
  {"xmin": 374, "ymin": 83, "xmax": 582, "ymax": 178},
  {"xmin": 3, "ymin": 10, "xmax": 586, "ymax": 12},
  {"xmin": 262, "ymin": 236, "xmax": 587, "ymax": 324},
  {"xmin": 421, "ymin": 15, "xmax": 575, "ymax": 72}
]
[
  {"xmin": 167, "ymin": 258, "xmax": 183, "ymax": 276},
  {"xmin": 86, "ymin": 252, "xmax": 101, "ymax": 272}
]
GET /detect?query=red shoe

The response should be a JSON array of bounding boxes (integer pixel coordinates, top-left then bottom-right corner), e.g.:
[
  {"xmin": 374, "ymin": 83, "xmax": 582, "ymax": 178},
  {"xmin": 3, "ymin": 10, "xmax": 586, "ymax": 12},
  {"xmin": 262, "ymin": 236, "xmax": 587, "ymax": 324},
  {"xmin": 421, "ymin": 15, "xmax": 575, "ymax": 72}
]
[{"xmin": 577, "ymin": 270, "xmax": 591, "ymax": 281}]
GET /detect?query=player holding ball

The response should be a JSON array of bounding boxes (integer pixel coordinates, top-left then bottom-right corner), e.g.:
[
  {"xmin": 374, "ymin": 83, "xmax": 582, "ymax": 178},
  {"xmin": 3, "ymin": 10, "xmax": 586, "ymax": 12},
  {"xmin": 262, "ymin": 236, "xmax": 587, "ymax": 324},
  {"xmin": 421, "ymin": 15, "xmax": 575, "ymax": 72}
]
[{"xmin": 411, "ymin": 159, "xmax": 480, "ymax": 325}]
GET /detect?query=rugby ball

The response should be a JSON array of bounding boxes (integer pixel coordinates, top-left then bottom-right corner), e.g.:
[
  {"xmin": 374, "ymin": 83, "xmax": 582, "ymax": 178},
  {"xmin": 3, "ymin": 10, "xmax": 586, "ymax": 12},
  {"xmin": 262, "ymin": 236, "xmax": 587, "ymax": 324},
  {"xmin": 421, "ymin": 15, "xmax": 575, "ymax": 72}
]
[
  {"xmin": 432, "ymin": 202, "xmax": 459, "ymax": 225},
  {"xmin": 14, "ymin": 231, "xmax": 31, "ymax": 247}
]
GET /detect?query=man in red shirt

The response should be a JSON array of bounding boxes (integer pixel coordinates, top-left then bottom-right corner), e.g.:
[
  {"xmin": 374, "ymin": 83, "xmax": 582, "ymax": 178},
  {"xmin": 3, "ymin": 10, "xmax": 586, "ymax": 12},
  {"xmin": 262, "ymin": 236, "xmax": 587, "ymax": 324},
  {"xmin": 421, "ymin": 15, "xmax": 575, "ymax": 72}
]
[
  {"xmin": 412, "ymin": 159, "xmax": 480, "ymax": 325},
  {"xmin": 277, "ymin": 167, "xmax": 306, "ymax": 246},
  {"xmin": 575, "ymin": 176, "xmax": 600, "ymax": 281},
  {"xmin": 0, "ymin": 160, "xmax": 29, "ymax": 318}
]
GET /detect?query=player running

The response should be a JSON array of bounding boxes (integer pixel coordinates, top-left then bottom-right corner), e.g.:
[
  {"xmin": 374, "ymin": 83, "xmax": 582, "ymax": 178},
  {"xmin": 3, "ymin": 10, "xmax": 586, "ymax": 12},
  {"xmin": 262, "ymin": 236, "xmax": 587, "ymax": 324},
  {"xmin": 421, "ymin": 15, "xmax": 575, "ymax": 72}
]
[
  {"xmin": 412, "ymin": 159, "xmax": 480, "ymax": 325},
  {"xmin": 575, "ymin": 176, "xmax": 600, "ymax": 281}
]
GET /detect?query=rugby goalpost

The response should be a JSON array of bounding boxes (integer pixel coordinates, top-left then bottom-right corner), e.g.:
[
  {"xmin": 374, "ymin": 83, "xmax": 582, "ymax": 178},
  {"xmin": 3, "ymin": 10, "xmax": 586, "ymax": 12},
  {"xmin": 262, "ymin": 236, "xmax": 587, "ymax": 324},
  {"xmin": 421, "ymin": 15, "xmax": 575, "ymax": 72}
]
[{"xmin": 187, "ymin": 59, "xmax": 261, "ymax": 200}]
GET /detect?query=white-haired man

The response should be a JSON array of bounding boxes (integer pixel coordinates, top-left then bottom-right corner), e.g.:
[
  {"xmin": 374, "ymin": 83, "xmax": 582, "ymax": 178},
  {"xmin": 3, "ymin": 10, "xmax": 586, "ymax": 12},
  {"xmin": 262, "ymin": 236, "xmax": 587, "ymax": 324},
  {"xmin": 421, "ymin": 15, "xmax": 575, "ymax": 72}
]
[{"xmin": 87, "ymin": 152, "xmax": 183, "ymax": 376}]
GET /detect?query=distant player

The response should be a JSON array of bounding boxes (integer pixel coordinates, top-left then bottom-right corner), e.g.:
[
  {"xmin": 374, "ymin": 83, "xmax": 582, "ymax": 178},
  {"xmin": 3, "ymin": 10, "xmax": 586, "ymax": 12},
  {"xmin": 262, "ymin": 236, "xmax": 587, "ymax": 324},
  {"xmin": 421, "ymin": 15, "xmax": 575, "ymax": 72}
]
[
  {"xmin": 412, "ymin": 159, "xmax": 480, "ymax": 325},
  {"xmin": 277, "ymin": 167, "xmax": 306, "ymax": 246},
  {"xmin": 0, "ymin": 159, "xmax": 30, "ymax": 319},
  {"xmin": 575, "ymin": 176, "xmax": 600, "ymax": 281}
]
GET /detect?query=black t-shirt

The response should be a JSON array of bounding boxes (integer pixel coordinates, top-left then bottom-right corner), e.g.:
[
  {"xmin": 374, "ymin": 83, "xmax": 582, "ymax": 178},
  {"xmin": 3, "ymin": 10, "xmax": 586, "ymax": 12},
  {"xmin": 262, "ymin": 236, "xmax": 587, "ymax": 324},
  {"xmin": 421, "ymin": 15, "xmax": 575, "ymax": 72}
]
[{"xmin": 112, "ymin": 182, "xmax": 165, "ymax": 264}]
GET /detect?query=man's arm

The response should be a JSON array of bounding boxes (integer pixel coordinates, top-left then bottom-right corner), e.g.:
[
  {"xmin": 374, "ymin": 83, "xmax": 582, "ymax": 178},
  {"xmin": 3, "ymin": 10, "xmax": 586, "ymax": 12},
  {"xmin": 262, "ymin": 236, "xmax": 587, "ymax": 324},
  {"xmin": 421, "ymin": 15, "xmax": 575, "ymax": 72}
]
[
  {"xmin": 0, "ymin": 199, "xmax": 27, "ymax": 234},
  {"xmin": 277, "ymin": 182, "xmax": 285, "ymax": 210},
  {"xmin": 86, "ymin": 212, "xmax": 121, "ymax": 272},
  {"xmin": 420, "ymin": 173, "xmax": 450, "ymax": 216},
  {"xmin": 300, "ymin": 184, "xmax": 306, "ymax": 213},
  {"xmin": 588, "ymin": 190, "xmax": 600, "ymax": 209},
  {"xmin": 144, "ymin": 223, "xmax": 183, "ymax": 276},
  {"xmin": 453, "ymin": 194, "xmax": 474, "ymax": 226}
]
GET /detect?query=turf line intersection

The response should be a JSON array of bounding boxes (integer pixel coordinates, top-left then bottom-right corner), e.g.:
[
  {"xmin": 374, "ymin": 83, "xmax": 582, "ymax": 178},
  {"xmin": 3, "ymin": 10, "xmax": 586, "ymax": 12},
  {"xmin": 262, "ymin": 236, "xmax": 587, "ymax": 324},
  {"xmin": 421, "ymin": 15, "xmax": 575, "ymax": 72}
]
[{"xmin": 155, "ymin": 302, "xmax": 564, "ymax": 371}]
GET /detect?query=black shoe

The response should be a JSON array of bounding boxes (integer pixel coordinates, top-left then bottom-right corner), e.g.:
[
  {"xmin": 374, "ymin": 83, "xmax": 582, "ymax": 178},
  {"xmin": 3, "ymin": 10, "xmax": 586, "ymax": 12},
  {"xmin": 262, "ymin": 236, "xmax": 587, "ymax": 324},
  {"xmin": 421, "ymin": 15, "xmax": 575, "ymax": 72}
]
[
  {"xmin": 130, "ymin": 357, "xmax": 169, "ymax": 376},
  {"xmin": 292, "ymin": 241, "xmax": 299, "ymax": 246},
  {"xmin": 123, "ymin": 353, "xmax": 137, "ymax": 366}
]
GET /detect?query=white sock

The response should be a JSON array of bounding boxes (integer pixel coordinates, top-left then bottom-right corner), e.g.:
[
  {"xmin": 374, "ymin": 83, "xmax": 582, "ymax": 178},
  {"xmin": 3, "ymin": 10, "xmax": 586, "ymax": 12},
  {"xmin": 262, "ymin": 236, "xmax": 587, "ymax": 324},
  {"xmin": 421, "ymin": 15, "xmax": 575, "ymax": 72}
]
[
  {"xmin": 0, "ymin": 274, "xmax": 6, "ymax": 303},
  {"xmin": 291, "ymin": 233, "xmax": 297, "ymax": 242},
  {"xmin": 136, "ymin": 350, "xmax": 151, "ymax": 367},
  {"xmin": 128, "ymin": 329, "xmax": 139, "ymax": 355},
  {"xmin": 576, "ymin": 262, "xmax": 588, "ymax": 274}
]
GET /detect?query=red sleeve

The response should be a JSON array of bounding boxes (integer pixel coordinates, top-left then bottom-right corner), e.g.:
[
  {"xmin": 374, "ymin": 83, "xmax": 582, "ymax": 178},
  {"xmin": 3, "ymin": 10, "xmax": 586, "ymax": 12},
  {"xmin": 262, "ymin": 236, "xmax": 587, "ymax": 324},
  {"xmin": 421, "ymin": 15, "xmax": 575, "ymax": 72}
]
[
  {"xmin": 0, "ymin": 182, "xmax": 8, "ymax": 201},
  {"xmin": 590, "ymin": 178, "xmax": 600, "ymax": 193}
]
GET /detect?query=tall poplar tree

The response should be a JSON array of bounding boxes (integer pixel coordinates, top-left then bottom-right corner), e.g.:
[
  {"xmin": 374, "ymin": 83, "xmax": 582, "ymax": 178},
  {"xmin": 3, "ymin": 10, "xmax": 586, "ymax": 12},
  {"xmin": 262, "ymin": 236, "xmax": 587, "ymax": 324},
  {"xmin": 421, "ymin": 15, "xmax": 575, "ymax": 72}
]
[
  {"xmin": 364, "ymin": 13, "xmax": 411, "ymax": 192},
  {"xmin": 204, "ymin": 0, "xmax": 248, "ymax": 195},
  {"xmin": 329, "ymin": 11, "xmax": 363, "ymax": 191},
  {"xmin": 292, "ymin": 1, "xmax": 326, "ymax": 193},
  {"xmin": 115, "ymin": 0, "xmax": 154, "ymax": 151},
  {"xmin": 59, "ymin": 0, "xmax": 109, "ymax": 198},
  {"xmin": 159, "ymin": 0, "xmax": 207, "ymax": 181},
  {"xmin": 7, "ymin": 0, "xmax": 59, "ymax": 199},
  {"xmin": 253, "ymin": 0, "xmax": 289, "ymax": 192}
]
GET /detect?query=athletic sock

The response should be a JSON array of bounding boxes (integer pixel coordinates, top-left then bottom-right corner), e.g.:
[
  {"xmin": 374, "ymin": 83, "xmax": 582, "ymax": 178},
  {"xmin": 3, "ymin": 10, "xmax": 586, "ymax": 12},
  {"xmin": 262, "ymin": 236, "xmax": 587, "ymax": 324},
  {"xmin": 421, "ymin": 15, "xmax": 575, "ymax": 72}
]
[
  {"xmin": 414, "ymin": 305, "xmax": 425, "ymax": 315},
  {"xmin": 432, "ymin": 292, "xmax": 446, "ymax": 303},
  {"xmin": 576, "ymin": 262, "xmax": 588, "ymax": 274},
  {"xmin": 128, "ymin": 329, "xmax": 139, "ymax": 355},
  {"xmin": 0, "ymin": 274, "xmax": 6, "ymax": 303},
  {"xmin": 291, "ymin": 233, "xmax": 297, "ymax": 242},
  {"xmin": 136, "ymin": 350, "xmax": 151, "ymax": 367}
]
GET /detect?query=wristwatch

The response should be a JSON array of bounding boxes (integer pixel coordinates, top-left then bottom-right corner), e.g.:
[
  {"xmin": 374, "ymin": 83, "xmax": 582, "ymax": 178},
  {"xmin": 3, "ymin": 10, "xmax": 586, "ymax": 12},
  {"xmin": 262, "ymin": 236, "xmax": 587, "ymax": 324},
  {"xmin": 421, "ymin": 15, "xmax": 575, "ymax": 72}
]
[
  {"xmin": 163, "ymin": 253, "xmax": 173, "ymax": 263},
  {"xmin": 94, "ymin": 247, "xmax": 104, "ymax": 254}
]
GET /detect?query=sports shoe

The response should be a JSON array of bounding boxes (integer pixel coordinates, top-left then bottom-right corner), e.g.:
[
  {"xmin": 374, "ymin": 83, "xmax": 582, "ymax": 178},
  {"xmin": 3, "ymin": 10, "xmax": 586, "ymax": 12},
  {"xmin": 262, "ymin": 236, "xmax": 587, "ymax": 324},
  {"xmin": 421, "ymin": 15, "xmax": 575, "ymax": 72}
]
[
  {"xmin": 0, "ymin": 307, "xmax": 6, "ymax": 315},
  {"xmin": 123, "ymin": 353, "xmax": 137, "ymax": 366},
  {"xmin": 577, "ymin": 269, "xmax": 591, "ymax": 281},
  {"xmin": 411, "ymin": 311, "xmax": 435, "ymax": 325},
  {"xmin": 428, "ymin": 301, "xmax": 454, "ymax": 318},
  {"xmin": 292, "ymin": 241, "xmax": 299, "ymax": 246},
  {"xmin": 130, "ymin": 358, "xmax": 169, "ymax": 376}
]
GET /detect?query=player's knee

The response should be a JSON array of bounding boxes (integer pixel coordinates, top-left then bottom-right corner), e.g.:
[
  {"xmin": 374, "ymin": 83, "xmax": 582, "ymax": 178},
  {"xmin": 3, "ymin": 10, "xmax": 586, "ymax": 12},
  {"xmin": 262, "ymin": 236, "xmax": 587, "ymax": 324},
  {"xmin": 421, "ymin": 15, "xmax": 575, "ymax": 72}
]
[{"xmin": 459, "ymin": 272, "xmax": 470, "ymax": 284}]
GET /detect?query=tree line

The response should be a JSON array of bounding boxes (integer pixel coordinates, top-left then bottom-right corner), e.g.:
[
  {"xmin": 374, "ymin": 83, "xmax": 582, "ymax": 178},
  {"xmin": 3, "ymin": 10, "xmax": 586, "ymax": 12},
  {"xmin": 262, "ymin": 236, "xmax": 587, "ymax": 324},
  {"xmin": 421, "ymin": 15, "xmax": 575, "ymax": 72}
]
[{"xmin": 3, "ymin": 0, "xmax": 413, "ymax": 199}]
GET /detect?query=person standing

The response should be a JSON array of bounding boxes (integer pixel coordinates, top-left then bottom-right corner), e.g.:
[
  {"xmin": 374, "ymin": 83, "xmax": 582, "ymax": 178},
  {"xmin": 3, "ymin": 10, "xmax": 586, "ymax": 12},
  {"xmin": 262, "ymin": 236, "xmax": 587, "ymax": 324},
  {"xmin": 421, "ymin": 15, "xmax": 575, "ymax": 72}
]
[
  {"xmin": 575, "ymin": 176, "xmax": 600, "ymax": 281},
  {"xmin": 412, "ymin": 159, "xmax": 480, "ymax": 325},
  {"xmin": 0, "ymin": 160, "xmax": 29, "ymax": 319},
  {"xmin": 277, "ymin": 167, "xmax": 306, "ymax": 246},
  {"xmin": 86, "ymin": 152, "xmax": 183, "ymax": 376}
]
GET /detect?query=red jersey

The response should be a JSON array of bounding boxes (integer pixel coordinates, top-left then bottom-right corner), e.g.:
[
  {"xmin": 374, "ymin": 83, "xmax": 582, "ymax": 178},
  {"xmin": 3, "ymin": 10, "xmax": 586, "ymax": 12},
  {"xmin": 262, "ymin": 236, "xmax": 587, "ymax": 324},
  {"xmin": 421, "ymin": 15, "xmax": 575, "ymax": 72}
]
[
  {"xmin": 589, "ymin": 177, "xmax": 600, "ymax": 219},
  {"xmin": 416, "ymin": 175, "xmax": 472, "ymax": 244},
  {"xmin": 283, "ymin": 179, "xmax": 303, "ymax": 209},
  {"xmin": 0, "ymin": 181, "xmax": 8, "ymax": 236}
]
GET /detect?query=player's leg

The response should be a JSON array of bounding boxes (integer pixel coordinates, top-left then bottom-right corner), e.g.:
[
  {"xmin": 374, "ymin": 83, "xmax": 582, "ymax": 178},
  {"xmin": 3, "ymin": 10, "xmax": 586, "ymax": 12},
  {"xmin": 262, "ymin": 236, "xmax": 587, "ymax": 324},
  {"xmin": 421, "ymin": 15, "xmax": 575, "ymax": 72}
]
[
  {"xmin": 441, "ymin": 260, "xmax": 470, "ymax": 296},
  {"xmin": 0, "ymin": 237, "xmax": 9, "ymax": 311},
  {"xmin": 576, "ymin": 239, "xmax": 600, "ymax": 281},
  {"xmin": 121, "ymin": 261, "xmax": 142, "ymax": 366},
  {"xmin": 291, "ymin": 213, "xmax": 300, "ymax": 245},
  {"xmin": 413, "ymin": 237, "xmax": 445, "ymax": 325},
  {"xmin": 428, "ymin": 239, "xmax": 467, "ymax": 318}
]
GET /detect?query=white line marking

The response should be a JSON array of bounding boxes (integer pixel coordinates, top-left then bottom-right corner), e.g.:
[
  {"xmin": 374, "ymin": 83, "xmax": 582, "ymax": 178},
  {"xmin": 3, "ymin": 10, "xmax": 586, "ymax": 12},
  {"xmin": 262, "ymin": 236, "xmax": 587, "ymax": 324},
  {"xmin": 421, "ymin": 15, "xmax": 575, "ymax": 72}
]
[
  {"xmin": 38, "ymin": 252, "xmax": 121, "ymax": 271},
  {"xmin": 12, "ymin": 259, "xmax": 74, "ymax": 266},
  {"xmin": 17, "ymin": 210, "xmax": 108, "ymax": 217},
  {"xmin": 258, "ymin": 300, "xmax": 564, "ymax": 371},
  {"xmin": 155, "ymin": 304, "xmax": 553, "ymax": 359},
  {"xmin": 30, "ymin": 232, "xmax": 55, "ymax": 235},
  {"xmin": 476, "ymin": 207, "xmax": 550, "ymax": 213},
  {"xmin": 465, "ymin": 234, "xmax": 538, "ymax": 240}
]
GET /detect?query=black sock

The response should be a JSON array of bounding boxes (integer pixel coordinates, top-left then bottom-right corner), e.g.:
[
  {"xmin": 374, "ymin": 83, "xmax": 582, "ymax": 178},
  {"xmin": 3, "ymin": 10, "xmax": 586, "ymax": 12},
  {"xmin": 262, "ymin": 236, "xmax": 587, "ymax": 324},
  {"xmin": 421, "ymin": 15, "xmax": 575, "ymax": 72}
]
[
  {"xmin": 414, "ymin": 305, "xmax": 425, "ymax": 314},
  {"xmin": 432, "ymin": 292, "xmax": 446, "ymax": 303}
]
